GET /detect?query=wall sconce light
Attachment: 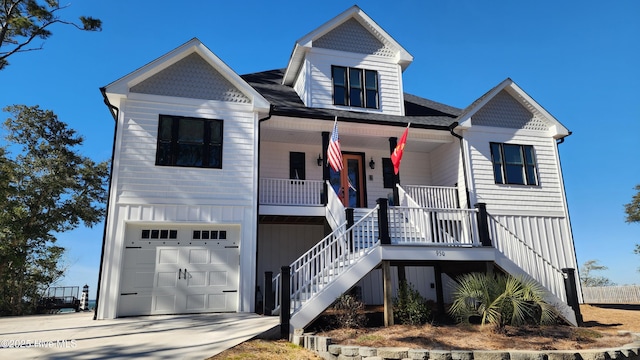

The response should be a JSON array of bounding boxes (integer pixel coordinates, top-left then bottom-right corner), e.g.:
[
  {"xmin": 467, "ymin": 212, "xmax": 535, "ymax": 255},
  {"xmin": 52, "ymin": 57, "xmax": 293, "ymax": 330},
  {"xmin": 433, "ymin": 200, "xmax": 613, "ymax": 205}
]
[
  {"xmin": 317, "ymin": 154, "xmax": 323, "ymax": 166},
  {"xmin": 369, "ymin": 157, "xmax": 375, "ymax": 170}
]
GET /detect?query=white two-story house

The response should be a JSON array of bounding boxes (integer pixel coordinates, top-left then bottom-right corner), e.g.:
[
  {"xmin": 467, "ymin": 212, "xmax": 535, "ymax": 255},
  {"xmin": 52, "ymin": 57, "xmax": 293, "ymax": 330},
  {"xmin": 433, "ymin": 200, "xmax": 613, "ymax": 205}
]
[{"xmin": 96, "ymin": 5, "xmax": 581, "ymax": 330}]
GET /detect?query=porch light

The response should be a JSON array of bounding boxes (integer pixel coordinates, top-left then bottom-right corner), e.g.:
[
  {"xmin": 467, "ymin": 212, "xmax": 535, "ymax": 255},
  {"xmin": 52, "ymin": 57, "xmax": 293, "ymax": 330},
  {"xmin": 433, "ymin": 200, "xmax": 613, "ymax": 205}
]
[
  {"xmin": 369, "ymin": 157, "xmax": 375, "ymax": 169},
  {"xmin": 317, "ymin": 154, "xmax": 323, "ymax": 166}
]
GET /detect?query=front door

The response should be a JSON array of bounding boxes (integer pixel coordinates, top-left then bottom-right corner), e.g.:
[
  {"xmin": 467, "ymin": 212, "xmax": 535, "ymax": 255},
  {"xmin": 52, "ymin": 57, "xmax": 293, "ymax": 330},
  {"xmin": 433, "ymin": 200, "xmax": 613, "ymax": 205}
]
[{"xmin": 330, "ymin": 153, "xmax": 366, "ymax": 207}]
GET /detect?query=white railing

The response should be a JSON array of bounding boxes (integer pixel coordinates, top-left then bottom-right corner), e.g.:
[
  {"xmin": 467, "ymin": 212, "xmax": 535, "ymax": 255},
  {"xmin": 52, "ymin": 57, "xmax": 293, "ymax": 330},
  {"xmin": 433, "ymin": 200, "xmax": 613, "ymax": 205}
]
[
  {"xmin": 488, "ymin": 215, "xmax": 567, "ymax": 302},
  {"xmin": 259, "ymin": 178, "xmax": 324, "ymax": 206},
  {"xmin": 325, "ymin": 180, "xmax": 345, "ymax": 231},
  {"xmin": 402, "ymin": 185, "xmax": 459, "ymax": 208},
  {"xmin": 388, "ymin": 206, "xmax": 480, "ymax": 246},
  {"xmin": 583, "ymin": 285, "xmax": 640, "ymax": 304},
  {"xmin": 272, "ymin": 207, "xmax": 380, "ymax": 314}
]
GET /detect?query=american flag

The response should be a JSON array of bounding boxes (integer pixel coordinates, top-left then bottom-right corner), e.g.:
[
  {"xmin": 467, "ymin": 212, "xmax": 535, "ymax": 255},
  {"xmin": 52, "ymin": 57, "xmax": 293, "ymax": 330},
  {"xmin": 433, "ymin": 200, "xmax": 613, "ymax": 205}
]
[{"xmin": 327, "ymin": 119, "xmax": 343, "ymax": 172}]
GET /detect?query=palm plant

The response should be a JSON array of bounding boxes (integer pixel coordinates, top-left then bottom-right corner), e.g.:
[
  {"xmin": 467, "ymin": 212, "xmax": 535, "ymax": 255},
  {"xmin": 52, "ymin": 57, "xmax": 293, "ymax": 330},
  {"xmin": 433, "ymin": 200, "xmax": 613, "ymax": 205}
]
[{"xmin": 448, "ymin": 272, "xmax": 557, "ymax": 328}]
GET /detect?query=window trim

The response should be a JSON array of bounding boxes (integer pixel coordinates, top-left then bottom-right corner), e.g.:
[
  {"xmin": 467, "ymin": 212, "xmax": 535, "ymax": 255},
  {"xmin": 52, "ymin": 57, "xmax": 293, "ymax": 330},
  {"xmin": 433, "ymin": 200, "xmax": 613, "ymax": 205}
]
[
  {"xmin": 332, "ymin": 66, "xmax": 379, "ymax": 109},
  {"xmin": 155, "ymin": 114, "xmax": 223, "ymax": 169},
  {"xmin": 490, "ymin": 142, "xmax": 538, "ymax": 186}
]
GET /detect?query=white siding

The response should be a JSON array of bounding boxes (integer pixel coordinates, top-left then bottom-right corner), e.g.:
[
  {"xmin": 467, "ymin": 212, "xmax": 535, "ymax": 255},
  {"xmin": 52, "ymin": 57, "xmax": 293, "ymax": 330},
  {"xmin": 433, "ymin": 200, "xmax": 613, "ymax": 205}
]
[
  {"xmin": 97, "ymin": 94, "xmax": 260, "ymax": 319},
  {"xmin": 115, "ymin": 98, "xmax": 257, "ymax": 206},
  {"xmin": 430, "ymin": 141, "xmax": 467, "ymax": 208},
  {"xmin": 260, "ymin": 141, "xmax": 324, "ymax": 181},
  {"xmin": 302, "ymin": 49, "xmax": 404, "ymax": 115},
  {"xmin": 293, "ymin": 60, "xmax": 310, "ymax": 107},
  {"xmin": 465, "ymin": 127, "xmax": 566, "ymax": 215}
]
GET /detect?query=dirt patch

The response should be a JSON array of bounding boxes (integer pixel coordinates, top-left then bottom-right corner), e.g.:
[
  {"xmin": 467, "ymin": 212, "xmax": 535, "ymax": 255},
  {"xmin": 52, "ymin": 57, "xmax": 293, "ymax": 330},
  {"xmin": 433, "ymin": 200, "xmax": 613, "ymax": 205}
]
[
  {"xmin": 211, "ymin": 305, "xmax": 640, "ymax": 358},
  {"xmin": 316, "ymin": 304, "xmax": 640, "ymax": 351}
]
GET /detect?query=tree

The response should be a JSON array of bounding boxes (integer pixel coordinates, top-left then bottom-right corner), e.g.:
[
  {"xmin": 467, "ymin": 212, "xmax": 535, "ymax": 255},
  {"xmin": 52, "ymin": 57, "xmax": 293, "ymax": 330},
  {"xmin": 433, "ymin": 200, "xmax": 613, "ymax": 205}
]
[
  {"xmin": 625, "ymin": 185, "xmax": 640, "ymax": 265},
  {"xmin": 0, "ymin": 105, "xmax": 109, "ymax": 315},
  {"xmin": 448, "ymin": 272, "xmax": 556, "ymax": 329},
  {"xmin": 579, "ymin": 260, "xmax": 615, "ymax": 287},
  {"xmin": 0, "ymin": 0, "xmax": 102, "ymax": 69},
  {"xmin": 625, "ymin": 184, "xmax": 640, "ymax": 223}
]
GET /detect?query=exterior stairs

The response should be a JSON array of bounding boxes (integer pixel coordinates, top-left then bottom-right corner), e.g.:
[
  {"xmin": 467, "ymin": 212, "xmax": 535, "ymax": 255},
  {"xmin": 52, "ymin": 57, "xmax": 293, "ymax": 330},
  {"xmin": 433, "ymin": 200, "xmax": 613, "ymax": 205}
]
[{"xmin": 273, "ymin": 186, "xmax": 579, "ymax": 335}]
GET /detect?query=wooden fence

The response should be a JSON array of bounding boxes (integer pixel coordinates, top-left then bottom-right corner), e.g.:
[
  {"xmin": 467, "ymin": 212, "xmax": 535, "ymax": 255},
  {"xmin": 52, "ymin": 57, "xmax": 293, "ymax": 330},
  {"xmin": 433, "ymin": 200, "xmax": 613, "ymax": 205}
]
[{"xmin": 582, "ymin": 285, "xmax": 640, "ymax": 304}]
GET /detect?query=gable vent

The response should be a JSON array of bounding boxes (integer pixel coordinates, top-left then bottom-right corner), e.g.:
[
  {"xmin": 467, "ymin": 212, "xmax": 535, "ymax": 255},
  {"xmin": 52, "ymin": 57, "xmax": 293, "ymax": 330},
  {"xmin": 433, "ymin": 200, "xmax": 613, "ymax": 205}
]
[
  {"xmin": 314, "ymin": 18, "xmax": 395, "ymax": 57},
  {"xmin": 131, "ymin": 53, "xmax": 250, "ymax": 103},
  {"xmin": 473, "ymin": 90, "xmax": 549, "ymax": 131}
]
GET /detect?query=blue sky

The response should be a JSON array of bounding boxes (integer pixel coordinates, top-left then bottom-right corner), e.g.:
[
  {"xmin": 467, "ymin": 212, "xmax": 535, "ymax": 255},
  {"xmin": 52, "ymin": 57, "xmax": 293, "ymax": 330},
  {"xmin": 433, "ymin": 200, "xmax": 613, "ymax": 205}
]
[{"xmin": 1, "ymin": 1, "xmax": 639, "ymax": 298}]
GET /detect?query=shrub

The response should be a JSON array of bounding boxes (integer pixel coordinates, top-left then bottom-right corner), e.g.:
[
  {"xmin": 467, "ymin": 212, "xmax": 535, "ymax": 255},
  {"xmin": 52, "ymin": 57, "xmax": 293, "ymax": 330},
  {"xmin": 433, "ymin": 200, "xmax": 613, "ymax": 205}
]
[
  {"xmin": 332, "ymin": 294, "xmax": 367, "ymax": 328},
  {"xmin": 393, "ymin": 280, "xmax": 431, "ymax": 325},
  {"xmin": 448, "ymin": 272, "xmax": 557, "ymax": 329}
]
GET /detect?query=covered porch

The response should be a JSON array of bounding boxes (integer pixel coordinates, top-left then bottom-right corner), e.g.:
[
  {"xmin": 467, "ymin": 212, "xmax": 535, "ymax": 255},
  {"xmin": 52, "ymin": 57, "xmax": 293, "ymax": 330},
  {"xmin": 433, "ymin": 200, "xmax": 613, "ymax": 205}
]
[{"xmin": 258, "ymin": 115, "xmax": 467, "ymax": 216}]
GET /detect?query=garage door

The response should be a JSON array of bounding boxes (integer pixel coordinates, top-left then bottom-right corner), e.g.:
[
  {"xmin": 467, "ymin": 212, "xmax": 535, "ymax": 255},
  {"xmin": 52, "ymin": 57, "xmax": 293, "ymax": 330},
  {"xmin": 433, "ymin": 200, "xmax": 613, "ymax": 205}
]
[{"xmin": 118, "ymin": 225, "xmax": 240, "ymax": 317}]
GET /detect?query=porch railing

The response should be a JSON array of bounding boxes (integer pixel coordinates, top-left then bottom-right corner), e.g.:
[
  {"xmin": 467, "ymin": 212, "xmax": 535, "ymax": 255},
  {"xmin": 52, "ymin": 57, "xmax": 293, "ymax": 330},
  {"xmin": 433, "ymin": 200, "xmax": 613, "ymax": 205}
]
[
  {"xmin": 259, "ymin": 178, "xmax": 324, "ymax": 206},
  {"xmin": 388, "ymin": 206, "xmax": 480, "ymax": 246},
  {"xmin": 488, "ymin": 215, "xmax": 567, "ymax": 302},
  {"xmin": 402, "ymin": 185, "xmax": 459, "ymax": 208},
  {"xmin": 272, "ymin": 206, "xmax": 379, "ymax": 314}
]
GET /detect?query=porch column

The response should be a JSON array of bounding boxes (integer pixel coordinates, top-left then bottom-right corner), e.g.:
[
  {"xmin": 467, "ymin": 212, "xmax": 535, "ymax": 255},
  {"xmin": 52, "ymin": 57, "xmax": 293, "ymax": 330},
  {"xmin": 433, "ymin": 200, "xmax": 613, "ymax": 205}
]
[
  {"xmin": 280, "ymin": 266, "xmax": 291, "ymax": 339},
  {"xmin": 264, "ymin": 271, "xmax": 274, "ymax": 316},
  {"xmin": 321, "ymin": 132, "xmax": 330, "ymax": 205},
  {"xmin": 376, "ymin": 198, "xmax": 391, "ymax": 245},
  {"xmin": 434, "ymin": 264, "xmax": 445, "ymax": 316},
  {"xmin": 475, "ymin": 203, "xmax": 492, "ymax": 247},
  {"xmin": 382, "ymin": 260, "xmax": 394, "ymax": 326},
  {"xmin": 562, "ymin": 268, "xmax": 584, "ymax": 326},
  {"xmin": 388, "ymin": 137, "xmax": 400, "ymax": 206}
]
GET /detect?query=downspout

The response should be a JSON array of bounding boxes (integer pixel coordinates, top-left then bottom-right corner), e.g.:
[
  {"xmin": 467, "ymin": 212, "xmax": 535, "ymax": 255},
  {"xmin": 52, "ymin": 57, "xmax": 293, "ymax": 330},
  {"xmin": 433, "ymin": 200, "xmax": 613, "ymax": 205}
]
[
  {"xmin": 449, "ymin": 122, "xmax": 471, "ymax": 209},
  {"xmin": 555, "ymin": 131, "xmax": 583, "ymax": 314},
  {"xmin": 94, "ymin": 87, "xmax": 120, "ymax": 320},
  {"xmin": 254, "ymin": 108, "xmax": 272, "ymax": 313}
]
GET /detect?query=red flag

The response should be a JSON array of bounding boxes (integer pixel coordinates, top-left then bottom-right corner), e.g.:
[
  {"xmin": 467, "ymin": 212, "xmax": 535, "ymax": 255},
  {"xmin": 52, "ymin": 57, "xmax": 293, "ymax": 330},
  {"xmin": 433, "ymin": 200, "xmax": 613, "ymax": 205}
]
[
  {"xmin": 391, "ymin": 125, "xmax": 409, "ymax": 175},
  {"xmin": 327, "ymin": 119, "xmax": 343, "ymax": 172}
]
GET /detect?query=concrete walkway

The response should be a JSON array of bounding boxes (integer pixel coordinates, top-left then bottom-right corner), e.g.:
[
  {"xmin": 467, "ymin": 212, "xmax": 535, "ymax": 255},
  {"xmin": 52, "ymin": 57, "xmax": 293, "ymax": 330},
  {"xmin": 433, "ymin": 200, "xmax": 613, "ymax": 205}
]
[{"xmin": 0, "ymin": 311, "xmax": 279, "ymax": 359}]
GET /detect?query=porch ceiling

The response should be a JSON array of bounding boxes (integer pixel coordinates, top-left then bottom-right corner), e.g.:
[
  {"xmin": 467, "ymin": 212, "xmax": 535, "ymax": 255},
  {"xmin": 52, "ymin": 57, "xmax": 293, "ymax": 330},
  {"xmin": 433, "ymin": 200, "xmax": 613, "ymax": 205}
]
[{"xmin": 261, "ymin": 118, "xmax": 453, "ymax": 153}]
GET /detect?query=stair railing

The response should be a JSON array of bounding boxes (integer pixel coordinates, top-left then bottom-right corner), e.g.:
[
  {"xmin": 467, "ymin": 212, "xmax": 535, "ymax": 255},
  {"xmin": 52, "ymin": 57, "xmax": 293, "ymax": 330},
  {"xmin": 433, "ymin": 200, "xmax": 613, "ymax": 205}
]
[
  {"xmin": 272, "ymin": 206, "xmax": 379, "ymax": 315},
  {"xmin": 487, "ymin": 215, "xmax": 567, "ymax": 302},
  {"xmin": 325, "ymin": 180, "xmax": 346, "ymax": 232}
]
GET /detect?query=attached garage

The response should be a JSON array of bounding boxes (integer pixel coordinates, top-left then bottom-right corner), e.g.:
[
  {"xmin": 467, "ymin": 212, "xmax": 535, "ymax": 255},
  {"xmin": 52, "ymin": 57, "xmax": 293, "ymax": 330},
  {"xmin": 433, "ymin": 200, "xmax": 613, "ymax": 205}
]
[{"xmin": 118, "ymin": 224, "xmax": 240, "ymax": 317}]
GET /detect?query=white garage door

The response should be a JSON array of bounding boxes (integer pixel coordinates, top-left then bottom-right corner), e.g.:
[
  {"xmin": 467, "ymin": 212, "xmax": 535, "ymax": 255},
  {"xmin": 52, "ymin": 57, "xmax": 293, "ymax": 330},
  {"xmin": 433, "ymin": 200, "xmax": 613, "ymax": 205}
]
[{"xmin": 118, "ymin": 225, "xmax": 240, "ymax": 317}]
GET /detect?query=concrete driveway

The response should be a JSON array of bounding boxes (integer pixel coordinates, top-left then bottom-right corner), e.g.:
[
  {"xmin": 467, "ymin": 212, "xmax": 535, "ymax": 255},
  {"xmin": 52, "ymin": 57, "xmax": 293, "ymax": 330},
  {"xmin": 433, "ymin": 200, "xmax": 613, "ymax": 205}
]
[{"xmin": 0, "ymin": 311, "xmax": 279, "ymax": 359}]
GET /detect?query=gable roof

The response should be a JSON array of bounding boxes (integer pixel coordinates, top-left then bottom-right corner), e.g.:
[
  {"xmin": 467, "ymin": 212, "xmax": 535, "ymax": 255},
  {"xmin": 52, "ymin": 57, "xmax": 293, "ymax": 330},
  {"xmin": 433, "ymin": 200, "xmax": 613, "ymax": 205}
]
[
  {"xmin": 102, "ymin": 38, "xmax": 270, "ymax": 112},
  {"xmin": 242, "ymin": 69, "xmax": 460, "ymax": 129},
  {"xmin": 456, "ymin": 78, "xmax": 570, "ymax": 138},
  {"xmin": 282, "ymin": 5, "xmax": 413, "ymax": 86}
]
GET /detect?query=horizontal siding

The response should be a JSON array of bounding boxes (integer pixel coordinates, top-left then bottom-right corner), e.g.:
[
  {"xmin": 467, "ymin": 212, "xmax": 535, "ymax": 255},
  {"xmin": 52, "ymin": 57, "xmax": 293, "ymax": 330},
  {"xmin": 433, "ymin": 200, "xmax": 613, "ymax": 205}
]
[
  {"xmin": 305, "ymin": 50, "xmax": 403, "ymax": 115},
  {"xmin": 465, "ymin": 127, "xmax": 566, "ymax": 215},
  {"xmin": 259, "ymin": 139, "xmax": 438, "ymax": 209},
  {"xmin": 114, "ymin": 98, "xmax": 257, "ymax": 206}
]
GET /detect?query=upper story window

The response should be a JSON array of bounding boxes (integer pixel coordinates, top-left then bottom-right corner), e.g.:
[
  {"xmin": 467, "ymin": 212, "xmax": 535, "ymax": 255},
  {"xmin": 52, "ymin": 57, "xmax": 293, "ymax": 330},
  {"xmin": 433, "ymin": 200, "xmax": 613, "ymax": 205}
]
[
  {"xmin": 332, "ymin": 66, "xmax": 379, "ymax": 109},
  {"xmin": 490, "ymin": 143, "xmax": 538, "ymax": 186},
  {"xmin": 156, "ymin": 115, "xmax": 223, "ymax": 169}
]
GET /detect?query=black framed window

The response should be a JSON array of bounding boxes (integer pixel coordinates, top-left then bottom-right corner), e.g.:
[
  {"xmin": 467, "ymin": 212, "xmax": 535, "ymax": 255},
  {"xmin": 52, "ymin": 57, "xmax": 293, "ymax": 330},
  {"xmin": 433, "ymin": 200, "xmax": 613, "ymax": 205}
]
[
  {"xmin": 289, "ymin": 152, "xmax": 306, "ymax": 180},
  {"xmin": 156, "ymin": 115, "xmax": 223, "ymax": 168},
  {"xmin": 332, "ymin": 66, "xmax": 378, "ymax": 109},
  {"xmin": 490, "ymin": 143, "xmax": 538, "ymax": 186}
]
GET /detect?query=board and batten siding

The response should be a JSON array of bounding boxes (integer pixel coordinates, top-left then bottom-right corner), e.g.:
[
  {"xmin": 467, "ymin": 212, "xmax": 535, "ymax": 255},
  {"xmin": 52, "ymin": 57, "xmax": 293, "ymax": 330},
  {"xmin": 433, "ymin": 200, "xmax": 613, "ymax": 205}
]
[{"xmin": 300, "ymin": 49, "xmax": 404, "ymax": 115}]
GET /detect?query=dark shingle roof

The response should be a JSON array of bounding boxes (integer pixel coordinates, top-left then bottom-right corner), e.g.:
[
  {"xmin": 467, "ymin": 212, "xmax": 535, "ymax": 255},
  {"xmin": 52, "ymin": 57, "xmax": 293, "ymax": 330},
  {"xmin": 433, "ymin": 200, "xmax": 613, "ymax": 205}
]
[{"xmin": 241, "ymin": 69, "xmax": 461, "ymax": 129}]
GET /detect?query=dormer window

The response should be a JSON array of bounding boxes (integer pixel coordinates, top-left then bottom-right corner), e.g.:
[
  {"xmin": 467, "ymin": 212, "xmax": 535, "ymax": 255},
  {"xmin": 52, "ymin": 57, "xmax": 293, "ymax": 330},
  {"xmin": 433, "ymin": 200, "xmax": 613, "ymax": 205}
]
[{"xmin": 332, "ymin": 66, "xmax": 379, "ymax": 109}]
